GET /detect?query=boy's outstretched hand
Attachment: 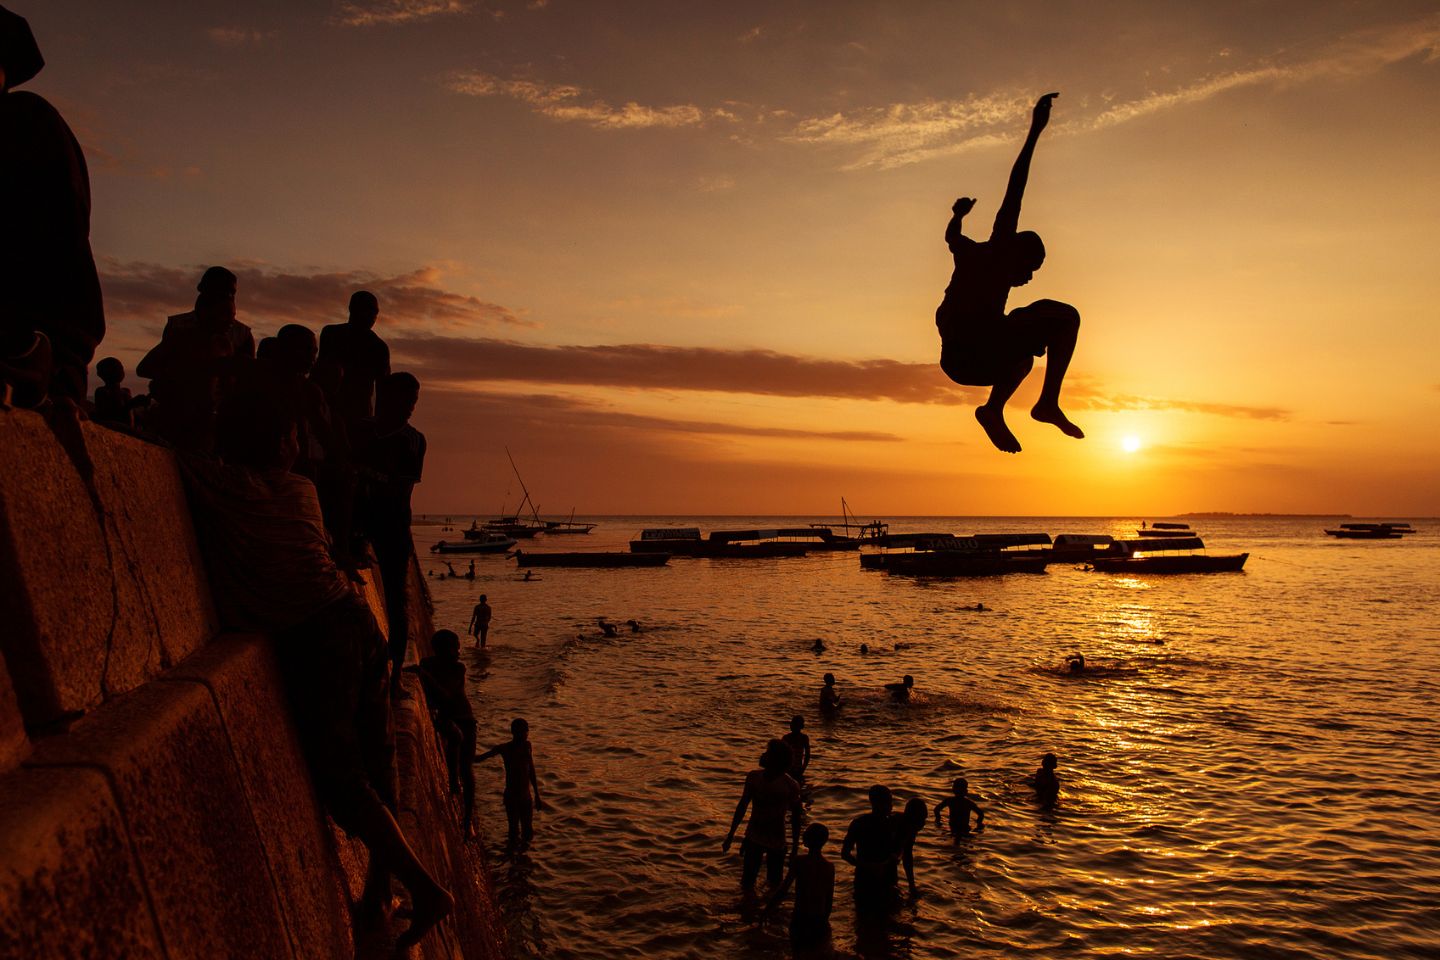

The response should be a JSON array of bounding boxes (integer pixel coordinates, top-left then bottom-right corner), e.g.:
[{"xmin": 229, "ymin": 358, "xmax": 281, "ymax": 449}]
[
  {"xmin": 1032, "ymin": 92, "xmax": 1059, "ymax": 130},
  {"xmin": 953, "ymin": 196, "xmax": 977, "ymax": 215}
]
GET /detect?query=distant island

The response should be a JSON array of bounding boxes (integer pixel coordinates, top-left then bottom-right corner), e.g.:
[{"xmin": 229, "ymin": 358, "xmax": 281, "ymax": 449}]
[{"xmin": 1176, "ymin": 512, "xmax": 1352, "ymax": 519}]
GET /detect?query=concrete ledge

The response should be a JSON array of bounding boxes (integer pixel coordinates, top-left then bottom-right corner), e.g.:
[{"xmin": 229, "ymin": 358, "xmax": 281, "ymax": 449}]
[
  {"xmin": 161, "ymin": 633, "xmax": 353, "ymax": 959},
  {"xmin": 0, "ymin": 409, "xmax": 147, "ymax": 726},
  {"xmin": 26, "ymin": 678, "xmax": 294, "ymax": 959},
  {"xmin": 0, "ymin": 408, "xmax": 216, "ymax": 729},
  {"xmin": 0, "ymin": 765, "xmax": 162, "ymax": 959}
]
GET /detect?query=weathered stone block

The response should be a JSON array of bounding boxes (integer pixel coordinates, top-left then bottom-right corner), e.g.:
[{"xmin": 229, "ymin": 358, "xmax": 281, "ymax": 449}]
[
  {"xmin": 0, "ymin": 409, "xmax": 154, "ymax": 726},
  {"xmin": 84, "ymin": 422, "xmax": 216, "ymax": 667},
  {"xmin": 0, "ymin": 665, "xmax": 26, "ymax": 773},
  {"xmin": 0, "ymin": 409, "xmax": 216, "ymax": 729},
  {"xmin": 160, "ymin": 633, "xmax": 353, "ymax": 959},
  {"xmin": 0, "ymin": 766, "xmax": 162, "ymax": 959},
  {"xmin": 26, "ymin": 678, "xmax": 294, "ymax": 959}
]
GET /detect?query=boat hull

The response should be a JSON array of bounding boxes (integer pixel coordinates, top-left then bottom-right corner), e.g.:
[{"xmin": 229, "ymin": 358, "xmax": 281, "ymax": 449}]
[
  {"xmin": 515, "ymin": 551, "xmax": 669, "ymax": 568},
  {"xmin": 1091, "ymin": 553, "xmax": 1248, "ymax": 573},
  {"xmin": 431, "ymin": 538, "xmax": 516, "ymax": 554},
  {"xmin": 880, "ymin": 554, "xmax": 1049, "ymax": 576}
]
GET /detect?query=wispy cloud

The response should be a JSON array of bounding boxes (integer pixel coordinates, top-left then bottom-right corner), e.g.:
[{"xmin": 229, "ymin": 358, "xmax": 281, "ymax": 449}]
[
  {"xmin": 1093, "ymin": 14, "xmax": 1440, "ymax": 129},
  {"xmin": 785, "ymin": 94, "xmax": 1029, "ymax": 171},
  {"xmin": 391, "ymin": 335, "xmax": 961, "ymax": 403},
  {"xmin": 99, "ymin": 260, "xmax": 531, "ymax": 334},
  {"xmin": 333, "ymin": 0, "xmax": 470, "ymax": 28},
  {"xmin": 446, "ymin": 71, "xmax": 723, "ymax": 129}
]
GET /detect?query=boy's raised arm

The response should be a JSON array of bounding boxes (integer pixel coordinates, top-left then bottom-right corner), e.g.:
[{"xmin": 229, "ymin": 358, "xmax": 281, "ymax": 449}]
[
  {"xmin": 992, "ymin": 93, "xmax": 1057, "ymax": 240},
  {"xmin": 946, "ymin": 197, "xmax": 976, "ymax": 250}
]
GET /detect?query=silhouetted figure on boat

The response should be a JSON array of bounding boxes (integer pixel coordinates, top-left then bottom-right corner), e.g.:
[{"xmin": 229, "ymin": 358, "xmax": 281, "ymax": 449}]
[
  {"xmin": 936, "ymin": 93, "xmax": 1084, "ymax": 454},
  {"xmin": 722, "ymin": 739, "xmax": 803, "ymax": 891},
  {"xmin": 137, "ymin": 266, "xmax": 254, "ymax": 451},
  {"xmin": 0, "ymin": 6, "xmax": 104, "ymax": 408},
  {"xmin": 317, "ymin": 290, "xmax": 391, "ymax": 437},
  {"xmin": 1033, "ymin": 752, "xmax": 1060, "ymax": 809}
]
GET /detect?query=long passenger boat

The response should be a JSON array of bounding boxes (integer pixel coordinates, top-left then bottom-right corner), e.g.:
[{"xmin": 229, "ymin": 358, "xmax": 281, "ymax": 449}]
[
  {"xmin": 1324, "ymin": 522, "xmax": 1414, "ymax": 540},
  {"xmin": 1090, "ymin": 536, "xmax": 1248, "ymax": 573}
]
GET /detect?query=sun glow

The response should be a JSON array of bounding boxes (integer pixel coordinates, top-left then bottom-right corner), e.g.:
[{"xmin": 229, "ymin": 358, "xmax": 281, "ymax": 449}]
[{"xmin": 1121, "ymin": 435, "xmax": 1143, "ymax": 453}]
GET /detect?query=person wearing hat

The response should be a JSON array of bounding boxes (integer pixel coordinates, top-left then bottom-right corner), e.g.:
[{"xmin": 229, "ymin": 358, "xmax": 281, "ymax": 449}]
[
  {"xmin": 0, "ymin": 5, "xmax": 105, "ymax": 408},
  {"xmin": 136, "ymin": 266, "xmax": 256, "ymax": 450}
]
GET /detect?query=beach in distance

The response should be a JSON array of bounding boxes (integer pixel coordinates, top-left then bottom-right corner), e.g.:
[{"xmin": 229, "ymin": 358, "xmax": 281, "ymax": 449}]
[{"xmin": 416, "ymin": 515, "xmax": 1440, "ymax": 960}]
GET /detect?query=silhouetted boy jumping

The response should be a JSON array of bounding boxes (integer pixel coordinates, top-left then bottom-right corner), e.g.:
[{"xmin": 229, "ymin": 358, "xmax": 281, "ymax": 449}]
[{"xmin": 936, "ymin": 92, "xmax": 1084, "ymax": 454}]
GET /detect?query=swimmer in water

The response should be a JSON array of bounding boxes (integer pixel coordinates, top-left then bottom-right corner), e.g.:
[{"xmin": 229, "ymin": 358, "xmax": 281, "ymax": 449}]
[
  {"xmin": 859, "ymin": 643, "xmax": 869, "ymax": 655},
  {"xmin": 626, "ymin": 619, "xmax": 642, "ymax": 633},
  {"xmin": 597, "ymin": 618, "xmax": 618, "ymax": 638},
  {"xmin": 1033, "ymin": 752, "xmax": 1060, "ymax": 809},
  {"xmin": 1066, "ymin": 653, "xmax": 1085, "ymax": 674},
  {"xmin": 819, "ymin": 673, "xmax": 841, "ymax": 714},
  {"xmin": 477, "ymin": 718, "xmax": 546, "ymax": 848},
  {"xmin": 522, "ymin": 570, "xmax": 534, "ymax": 581},
  {"xmin": 781, "ymin": 715, "xmax": 810, "ymax": 784},
  {"xmin": 934, "ymin": 777, "xmax": 985, "ymax": 835},
  {"xmin": 975, "ymin": 602, "xmax": 987, "ymax": 612},
  {"xmin": 443, "ymin": 560, "xmax": 458, "ymax": 578},
  {"xmin": 464, "ymin": 560, "xmax": 475, "ymax": 580},
  {"xmin": 885, "ymin": 675, "xmax": 915, "ymax": 703},
  {"xmin": 812, "ymin": 638, "xmax": 826, "ymax": 653}
]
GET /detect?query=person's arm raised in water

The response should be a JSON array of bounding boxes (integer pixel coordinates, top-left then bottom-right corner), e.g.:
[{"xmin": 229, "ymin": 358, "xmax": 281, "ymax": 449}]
[
  {"xmin": 945, "ymin": 196, "xmax": 977, "ymax": 251},
  {"xmin": 991, "ymin": 93, "xmax": 1058, "ymax": 240},
  {"xmin": 721, "ymin": 778, "xmax": 754, "ymax": 852}
]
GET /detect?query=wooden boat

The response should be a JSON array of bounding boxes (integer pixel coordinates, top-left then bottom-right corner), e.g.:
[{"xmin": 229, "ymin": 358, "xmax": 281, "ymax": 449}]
[
  {"xmin": 709, "ymin": 527, "xmax": 859, "ymax": 552},
  {"xmin": 1324, "ymin": 522, "xmax": 1413, "ymax": 540},
  {"xmin": 702, "ymin": 530, "xmax": 811, "ymax": 558},
  {"xmin": 543, "ymin": 509, "xmax": 597, "ymax": 535},
  {"xmin": 630, "ymin": 527, "xmax": 706, "ymax": 555},
  {"xmin": 1090, "ymin": 536, "xmax": 1248, "ymax": 573},
  {"xmin": 865, "ymin": 533, "xmax": 1049, "ymax": 576},
  {"xmin": 431, "ymin": 534, "xmax": 516, "ymax": 554},
  {"xmin": 514, "ymin": 550, "xmax": 668, "ymax": 568},
  {"xmin": 1138, "ymin": 521, "xmax": 1193, "ymax": 537}
]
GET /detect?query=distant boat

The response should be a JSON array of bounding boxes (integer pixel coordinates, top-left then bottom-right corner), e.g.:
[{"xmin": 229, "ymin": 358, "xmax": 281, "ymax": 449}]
[
  {"xmin": 543, "ymin": 509, "xmax": 598, "ymax": 535},
  {"xmin": 1138, "ymin": 521, "xmax": 1193, "ymax": 537},
  {"xmin": 431, "ymin": 533, "xmax": 516, "ymax": 554},
  {"xmin": 1324, "ymin": 522, "xmax": 1414, "ymax": 540},
  {"xmin": 1090, "ymin": 536, "xmax": 1247, "ymax": 573},
  {"xmin": 514, "ymin": 550, "xmax": 669, "ymax": 568},
  {"xmin": 627, "ymin": 527, "xmax": 811, "ymax": 558}
]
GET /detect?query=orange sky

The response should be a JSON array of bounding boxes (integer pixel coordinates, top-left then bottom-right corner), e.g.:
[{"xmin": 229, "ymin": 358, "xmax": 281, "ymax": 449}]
[{"xmin": 30, "ymin": 1, "xmax": 1440, "ymax": 515}]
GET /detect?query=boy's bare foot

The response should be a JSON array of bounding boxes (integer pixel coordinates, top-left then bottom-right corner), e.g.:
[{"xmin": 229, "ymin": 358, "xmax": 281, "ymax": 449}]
[
  {"xmin": 394, "ymin": 884, "xmax": 454, "ymax": 953},
  {"xmin": 975, "ymin": 406, "xmax": 1021, "ymax": 453},
  {"xmin": 1030, "ymin": 403, "xmax": 1084, "ymax": 439}
]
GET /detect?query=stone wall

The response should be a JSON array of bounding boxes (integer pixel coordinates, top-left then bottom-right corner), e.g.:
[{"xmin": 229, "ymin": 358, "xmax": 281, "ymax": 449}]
[{"xmin": 0, "ymin": 408, "xmax": 504, "ymax": 959}]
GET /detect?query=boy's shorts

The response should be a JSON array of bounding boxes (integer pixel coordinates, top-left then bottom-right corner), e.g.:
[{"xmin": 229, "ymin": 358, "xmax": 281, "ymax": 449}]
[{"xmin": 937, "ymin": 303, "xmax": 1051, "ymax": 386}]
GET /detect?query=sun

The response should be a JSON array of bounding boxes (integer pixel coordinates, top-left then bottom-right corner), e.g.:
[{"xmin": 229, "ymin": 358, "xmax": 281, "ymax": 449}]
[{"xmin": 1121, "ymin": 435, "xmax": 1143, "ymax": 453}]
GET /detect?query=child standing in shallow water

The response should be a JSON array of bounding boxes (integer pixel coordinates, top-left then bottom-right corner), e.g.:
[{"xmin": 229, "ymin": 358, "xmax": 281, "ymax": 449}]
[
  {"xmin": 478, "ymin": 718, "xmax": 546, "ymax": 847},
  {"xmin": 934, "ymin": 777, "xmax": 985, "ymax": 834},
  {"xmin": 763, "ymin": 822, "xmax": 835, "ymax": 948},
  {"xmin": 781, "ymin": 716, "xmax": 810, "ymax": 784}
]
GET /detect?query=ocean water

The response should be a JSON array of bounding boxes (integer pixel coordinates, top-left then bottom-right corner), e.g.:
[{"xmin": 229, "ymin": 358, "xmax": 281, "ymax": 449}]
[{"xmin": 414, "ymin": 517, "xmax": 1440, "ymax": 960}]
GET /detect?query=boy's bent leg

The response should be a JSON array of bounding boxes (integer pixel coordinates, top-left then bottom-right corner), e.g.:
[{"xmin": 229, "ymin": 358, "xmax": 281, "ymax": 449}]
[
  {"xmin": 1011, "ymin": 299, "xmax": 1084, "ymax": 439},
  {"xmin": 975, "ymin": 355, "xmax": 1033, "ymax": 454}
]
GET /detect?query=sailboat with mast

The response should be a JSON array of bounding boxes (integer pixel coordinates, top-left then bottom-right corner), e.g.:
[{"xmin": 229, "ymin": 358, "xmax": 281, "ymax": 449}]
[{"xmin": 464, "ymin": 448, "xmax": 549, "ymax": 539}]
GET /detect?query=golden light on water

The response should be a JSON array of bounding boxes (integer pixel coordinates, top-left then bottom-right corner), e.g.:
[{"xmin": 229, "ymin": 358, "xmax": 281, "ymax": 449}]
[{"xmin": 1122, "ymin": 435, "xmax": 1143, "ymax": 453}]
